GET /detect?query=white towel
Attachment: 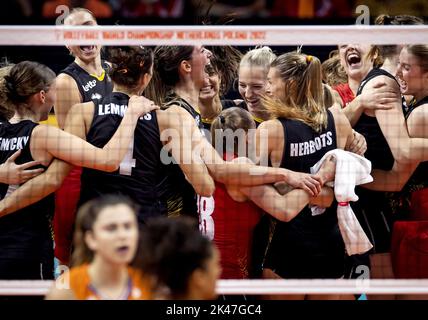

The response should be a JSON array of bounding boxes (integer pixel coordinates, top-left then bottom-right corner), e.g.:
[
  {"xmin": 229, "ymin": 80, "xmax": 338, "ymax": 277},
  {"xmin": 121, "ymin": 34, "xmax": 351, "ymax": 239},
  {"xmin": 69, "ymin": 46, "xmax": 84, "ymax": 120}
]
[{"xmin": 310, "ymin": 149, "xmax": 374, "ymax": 256}]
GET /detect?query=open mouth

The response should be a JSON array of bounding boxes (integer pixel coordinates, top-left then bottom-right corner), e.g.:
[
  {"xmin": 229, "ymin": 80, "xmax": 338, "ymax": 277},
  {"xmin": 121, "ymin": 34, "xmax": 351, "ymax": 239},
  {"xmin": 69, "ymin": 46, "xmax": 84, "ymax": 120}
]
[
  {"xmin": 116, "ymin": 245, "xmax": 130, "ymax": 255},
  {"xmin": 80, "ymin": 45, "xmax": 96, "ymax": 54},
  {"xmin": 398, "ymin": 79, "xmax": 408, "ymax": 92},
  {"xmin": 346, "ymin": 52, "xmax": 362, "ymax": 68}
]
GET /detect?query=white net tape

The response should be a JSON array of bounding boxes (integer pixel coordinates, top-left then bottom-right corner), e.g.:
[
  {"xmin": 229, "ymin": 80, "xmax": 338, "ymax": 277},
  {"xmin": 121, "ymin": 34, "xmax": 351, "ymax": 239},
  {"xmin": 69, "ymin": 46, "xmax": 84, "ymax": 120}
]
[
  {"xmin": 2, "ymin": 279, "xmax": 428, "ymax": 296},
  {"xmin": 0, "ymin": 25, "xmax": 427, "ymax": 46}
]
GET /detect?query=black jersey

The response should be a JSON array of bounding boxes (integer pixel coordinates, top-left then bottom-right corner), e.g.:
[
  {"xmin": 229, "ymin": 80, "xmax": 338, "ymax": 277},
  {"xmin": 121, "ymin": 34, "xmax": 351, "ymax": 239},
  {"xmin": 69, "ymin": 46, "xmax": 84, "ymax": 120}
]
[
  {"xmin": 0, "ymin": 120, "xmax": 54, "ymax": 278},
  {"xmin": 60, "ymin": 61, "xmax": 113, "ymax": 102},
  {"xmin": 264, "ymin": 111, "xmax": 345, "ymax": 279},
  {"xmin": 354, "ymin": 68, "xmax": 398, "ymax": 171},
  {"xmin": 164, "ymin": 97, "xmax": 203, "ymax": 131},
  {"xmin": 352, "ymin": 68, "xmax": 401, "ymax": 253},
  {"xmin": 405, "ymin": 96, "xmax": 428, "ymax": 120},
  {"xmin": 278, "ymin": 111, "xmax": 337, "ymax": 172},
  {"xmin": 79, "ymin": 92, "xmax": 166, "ymax": 223},
  {"xmin": 161, "ymin": 96, "xmax": 202, "ymax": 219}
]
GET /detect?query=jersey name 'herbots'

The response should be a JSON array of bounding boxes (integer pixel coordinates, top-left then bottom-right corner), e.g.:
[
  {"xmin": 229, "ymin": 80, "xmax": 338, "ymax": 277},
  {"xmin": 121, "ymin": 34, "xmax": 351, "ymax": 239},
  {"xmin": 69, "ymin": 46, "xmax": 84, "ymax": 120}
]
[{"xmin": 290, "ymin": 131, "xmax": 333, "ymax": 157}]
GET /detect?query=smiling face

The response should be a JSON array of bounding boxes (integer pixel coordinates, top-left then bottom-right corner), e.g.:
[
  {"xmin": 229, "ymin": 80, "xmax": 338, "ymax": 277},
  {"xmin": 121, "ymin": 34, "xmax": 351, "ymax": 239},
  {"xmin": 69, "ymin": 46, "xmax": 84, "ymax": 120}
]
[
  {"xmin": 189, "ymin": 46, "xmax": 212, "ymax": 90},
  {"xmin": 397, "ymin": 47, "xmax": 428, "ymax": 98},
  {"xmin": 85, "ymin": 204, "xmax": 138, "ymax": 266},
  {"xmin": 238, "ymin": 65, "xmax": 268, "ymax": 114},
  {"xmin": 200, "ymin": 67, "xmax": 221, "ymax": 101},
  {"xmin": 338, "ymin": 44, "xmax": 375, "ymax": 81},
  {"xmin": 266, "ymin": 67, "xmax": 286, "ymax": 102},
  {"xmin": 64, "ymin": 10, "xmax": 101, "ymax": 63}
]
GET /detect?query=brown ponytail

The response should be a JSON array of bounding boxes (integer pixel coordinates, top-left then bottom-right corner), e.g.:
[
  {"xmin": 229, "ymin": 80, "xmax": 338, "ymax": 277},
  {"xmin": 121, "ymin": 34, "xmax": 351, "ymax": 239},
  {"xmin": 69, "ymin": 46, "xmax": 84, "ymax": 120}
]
[{"xmin": 264, "ymin": 52, "xmax": 327, "ymax": 132}]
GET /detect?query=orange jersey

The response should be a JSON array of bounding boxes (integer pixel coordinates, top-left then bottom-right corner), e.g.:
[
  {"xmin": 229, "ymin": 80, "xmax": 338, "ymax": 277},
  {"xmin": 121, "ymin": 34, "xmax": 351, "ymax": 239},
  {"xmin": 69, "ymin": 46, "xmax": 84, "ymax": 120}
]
[{"xmin": 65, "ymin": 264, "xmax": 151, "ymax": 300}]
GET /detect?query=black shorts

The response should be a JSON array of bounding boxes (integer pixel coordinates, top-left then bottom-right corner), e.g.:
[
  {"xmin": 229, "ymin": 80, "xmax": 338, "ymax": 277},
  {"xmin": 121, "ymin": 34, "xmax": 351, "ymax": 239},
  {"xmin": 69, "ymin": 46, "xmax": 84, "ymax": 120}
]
[
  {"xmin": 0, "ymin": 258, "xmax": 54, "ymax": 280},
  {"xmin": 352, "ymin": 187, "xmax": 395, "ymax": 254},
  {"xmin": 0, "ymin": 237, "xmax": 54, "ymax": 280},
  {"xmin": 263, "ymin": 213, "xmax": 346, "ymax": 279}
]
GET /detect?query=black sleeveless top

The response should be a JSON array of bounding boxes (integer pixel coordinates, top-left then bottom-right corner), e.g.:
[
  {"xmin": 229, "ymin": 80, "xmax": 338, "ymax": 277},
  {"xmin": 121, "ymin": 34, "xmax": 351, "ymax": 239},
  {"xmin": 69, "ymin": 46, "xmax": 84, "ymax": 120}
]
[
  {"xmin": 61, "ymin": 61, "xmax": 113, "ymax": 102},
  {"xmin": 354, "ymin": 68, "xmax": 398, "ymax": 171},
  {"xmin": 351, "ymin": 69, "xmax": 403, "ymax": 253},
  {"xmin": 279, "ymin": 111, "xmax": 337, "ymax": 172},
  {"xmin": 277, "ymin": 111, "xmax": 338, "ymax": 226},
  {"xmin": 0, "ymin": 120, "xmax": 53, "ymax": 260},
  {"xmin": 160, "ymin": 96, "xmax": 203, "ymax": 219},
  {"xmin": 164, "ymin": 97, "xmax": 203, "ymax": 131},
  {"xmin": 79, "ymin": 92, "xmax": 167, "ymax": 223},
  {"xmin": 264, "ymin": 111, "xmax": 345, "ymax": 278},
  {"xmin": 405, "ymin": 96, "xmax": 428, "ymax": 119}
]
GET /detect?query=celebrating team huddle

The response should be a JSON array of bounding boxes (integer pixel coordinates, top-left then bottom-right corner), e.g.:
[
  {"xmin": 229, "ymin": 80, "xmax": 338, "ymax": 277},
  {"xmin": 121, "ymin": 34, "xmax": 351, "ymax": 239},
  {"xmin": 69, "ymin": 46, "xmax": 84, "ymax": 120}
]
[{"xmin": 0, "ymin": 8, "xmax": 427, "ymax": 300}]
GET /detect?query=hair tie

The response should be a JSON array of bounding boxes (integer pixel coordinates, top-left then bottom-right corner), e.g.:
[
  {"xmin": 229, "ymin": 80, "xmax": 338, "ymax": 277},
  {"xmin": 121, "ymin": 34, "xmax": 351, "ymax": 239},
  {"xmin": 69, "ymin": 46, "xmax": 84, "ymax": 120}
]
[
  {"xmin": 219, "ymin": 115, "xmax": 226, "ymax": 124},
  {"xmin": 118, "ymin": 68, "xmax": 128, "ymax": 74},
  {"xmin": 306, "ymin": 55, "xmax": 313, "ymax": 64}
]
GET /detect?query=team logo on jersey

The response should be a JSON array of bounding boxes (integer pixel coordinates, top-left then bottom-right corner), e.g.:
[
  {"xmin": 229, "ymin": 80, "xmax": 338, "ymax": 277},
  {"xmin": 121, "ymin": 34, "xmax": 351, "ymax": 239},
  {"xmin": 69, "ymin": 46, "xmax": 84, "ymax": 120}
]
[
  {"xmin": 91, "ymin": 93, "xmax": 102, "ymax": 100},
  {"xmin": 82, "ymin": 80, "xmax": 97, "ymax": 92},
  {"xmin": 141, "ymin": 113, "xmax": 152, "ymax": 121}
]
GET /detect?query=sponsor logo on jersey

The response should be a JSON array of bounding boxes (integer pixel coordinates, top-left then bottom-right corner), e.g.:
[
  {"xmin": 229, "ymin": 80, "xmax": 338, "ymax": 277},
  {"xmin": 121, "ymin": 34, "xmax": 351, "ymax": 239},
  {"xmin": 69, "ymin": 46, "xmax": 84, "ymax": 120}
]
[
  {"xmin": 82, "ymin": 80, "xmax": 97, "ymax": 92},
  {"xmin": 91, "ymin": 93, "xmax": 102, "ymax": 100}
]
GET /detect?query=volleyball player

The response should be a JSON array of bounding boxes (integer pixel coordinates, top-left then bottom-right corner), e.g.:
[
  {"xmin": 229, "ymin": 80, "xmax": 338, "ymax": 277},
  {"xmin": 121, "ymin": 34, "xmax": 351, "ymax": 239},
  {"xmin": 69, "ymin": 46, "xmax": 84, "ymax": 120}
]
[
  {"xmin": 339, "ymin": 16, "xmax": 428, "ymax": 296},
  {"xmin": 258, "ymin": 52, "xmax": 354, "ymax": 300},
  {"xmin": 55, "ymin": 7, "xmax": 112, "ymax": 128},
  {"xmin": 46, "ymin": 195, "xmax": 150, "ymax": 300},
  {"xmin": 0, "ymin": 65, "xmax": 44, "ymax": 184},
  {"xmin": 78, "ymin": 45, "xmax": 215, "ymax": 221},
  {"xmin": 54, "ymin": 7, "xmax": 114, "ymax": 265},
  {"xmin": 238, "ymin": 46, "xmax": 277, "ymax": 126},
  {"xmin": 198, "ymin": 46, "xmax": 243, "ymax": 131},
  {"xmin": 0, "ymin": 60, "xmax": 157, "ymax": 279}
]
